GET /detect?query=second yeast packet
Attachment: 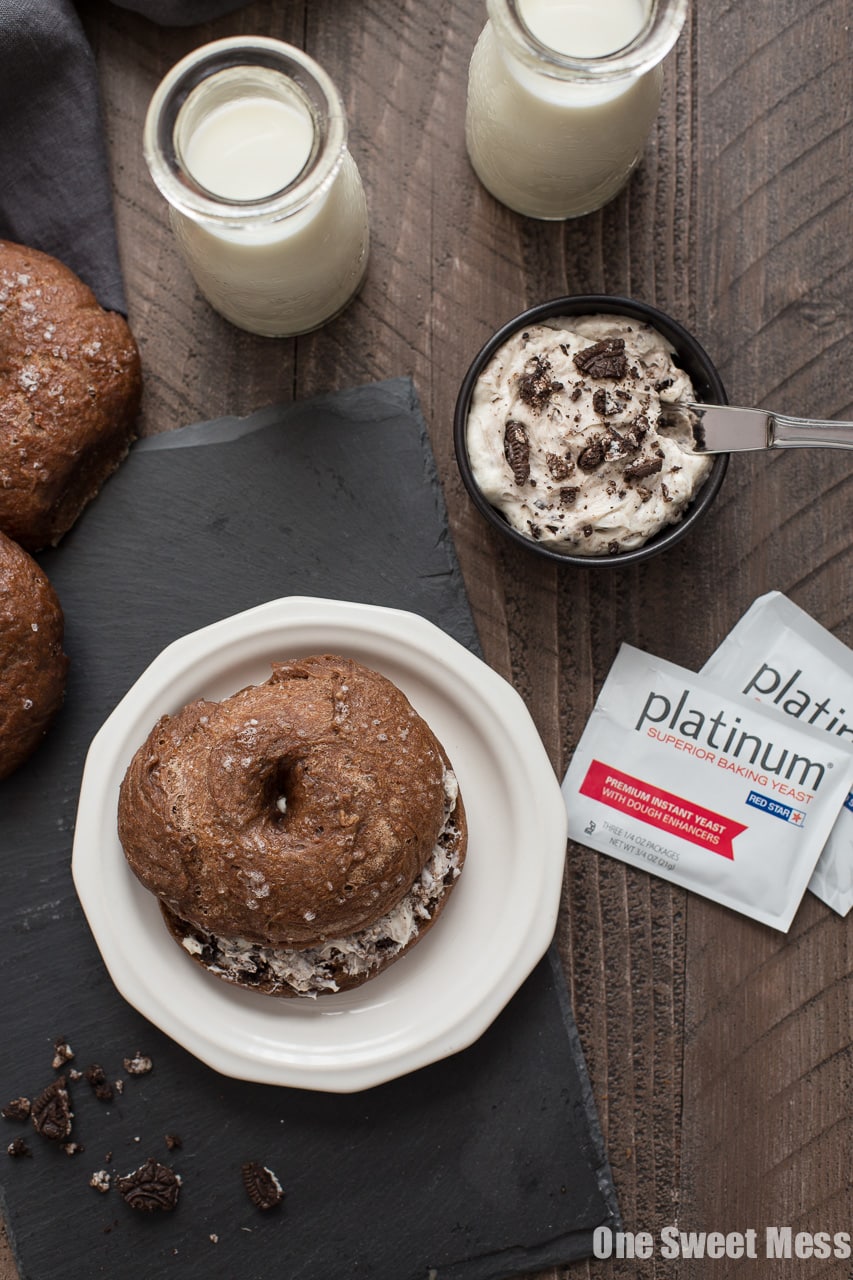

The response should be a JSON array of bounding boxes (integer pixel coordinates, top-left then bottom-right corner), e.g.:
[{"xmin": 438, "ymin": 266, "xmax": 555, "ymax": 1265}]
[
  {"xmin": 562, "ymin": 644, "xmax": 853, "ymax": 931},
  {"xmin": 703, "ymin": 591, "xmax": 853, "ymax": 915}
]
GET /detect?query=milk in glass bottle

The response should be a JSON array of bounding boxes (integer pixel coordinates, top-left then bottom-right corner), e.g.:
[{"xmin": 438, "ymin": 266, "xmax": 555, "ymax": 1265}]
[
  {"xmin": 144, "ymin": 37, "xmax": 369, "ymax": 337},
  {"xmin": 466, "ymin": 0, "xmax": 687, "ymax": 219}
]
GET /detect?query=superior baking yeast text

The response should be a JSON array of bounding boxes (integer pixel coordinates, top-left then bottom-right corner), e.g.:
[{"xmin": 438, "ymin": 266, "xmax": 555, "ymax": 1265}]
[
  {"xmin": 703, "ymin": 592, "xmax": 853, "ymax": 915},
  {"xmin": 563, "ymin": 644, "xmax": 853, "ymax": 930}
]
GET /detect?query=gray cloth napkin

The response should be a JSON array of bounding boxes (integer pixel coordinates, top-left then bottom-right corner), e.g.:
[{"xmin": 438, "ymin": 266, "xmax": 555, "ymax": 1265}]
[{"xmin": 0, "ymin": 0, "xmax": 249, "ymax": 314}]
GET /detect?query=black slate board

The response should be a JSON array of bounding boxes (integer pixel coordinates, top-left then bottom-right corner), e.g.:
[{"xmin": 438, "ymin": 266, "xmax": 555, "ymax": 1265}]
[{"xmin": 0, "ymin": 377, "xmax": 618, "ymax": 1279}]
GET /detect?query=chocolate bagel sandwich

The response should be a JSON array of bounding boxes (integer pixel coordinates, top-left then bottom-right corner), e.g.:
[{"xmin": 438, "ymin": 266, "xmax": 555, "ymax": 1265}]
[{"xmin": 118, "ymin": 655, "xmax": 467, "ymax": 997}]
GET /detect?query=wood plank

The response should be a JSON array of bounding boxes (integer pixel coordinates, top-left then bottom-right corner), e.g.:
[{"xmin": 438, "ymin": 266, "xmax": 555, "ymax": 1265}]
[{"xmin": 2, "ymin": 0, "xmax": 850, "ymax": 1276}]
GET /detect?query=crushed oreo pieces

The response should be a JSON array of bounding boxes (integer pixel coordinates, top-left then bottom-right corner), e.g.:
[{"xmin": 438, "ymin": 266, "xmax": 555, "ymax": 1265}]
[
  {"xmin": 242, "ymin": 1160, "xmax": 284, "ymax": 1211},
  {"xmin": 624, "ymin": 454, "xmax": 664, "ymax": 481},
  {"xmin": 1, "ymin": 1097, "xmax": 31, "ymax": 1122},
  {"xmin": 123, "ymin": 1052, "xmax": 153, "ymax": 1076},
  {"xmin": 546, "ymin": 451, "xmax": 573, "ymax": 481},
  {"xmin": 116, "ymin": 1157, "xmax": 181, "ymax": 1212},
  {"xmin": 90, "ymin": 1170, "xmax": 111, "ymax": 1194},
  {"xmin": 577, "ymin": 437, "xmax": 607, "ymax": 472},
  {"xmin": 85, "ymin": 1064, "xmax": 114, "ymax": 1102},
  {"xmin": 573, "ymin": 337, "xmax": 628, "ymax": 380},
  {"xmin": 592, "ymin": 388, "xmax": 619, "ymax": 417},
  {"xmin": 31, "ymin": 1077, "xmax": 73, "ymax": 1142},
  {"xmin": 503, "ymin": 419, "xmax": 531, "ymax": 485},
  {"xmin": 51, "ymin": 1038, "xmax": 75, "ymax": 1070},
  {"xmin": 518, "ymin": 354, "xmax": 563, "ymax": 409},
  {"xmin": 7, "ymin": 1136, "xmax": 31, "ymax": 1158}
]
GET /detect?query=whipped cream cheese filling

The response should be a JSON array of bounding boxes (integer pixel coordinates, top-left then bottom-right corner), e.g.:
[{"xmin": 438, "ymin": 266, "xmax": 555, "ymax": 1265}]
[
  {"xmin": 178, "ymin": 770, "xmax": 463, "ymax": 996},
  {"xmin": 466, "ymin": 314, "xmax": 713, "ymax": 555}
]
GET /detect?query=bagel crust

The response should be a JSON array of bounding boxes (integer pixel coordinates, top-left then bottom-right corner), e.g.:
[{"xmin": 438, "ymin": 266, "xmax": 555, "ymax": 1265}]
[
  {"xmin": 118, "ymin": 655, "xmax": 468, "ymax": 994},
  {"xmin": 0, "ymin": 529, "xmax": 68, "ymax": 778},
  {"xmin": 0, "ymin": 240, "xmax": 141, "ymax": 551}
]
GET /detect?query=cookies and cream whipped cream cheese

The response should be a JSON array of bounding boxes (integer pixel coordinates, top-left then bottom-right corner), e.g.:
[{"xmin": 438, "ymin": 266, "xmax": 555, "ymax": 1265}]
[
  {"xmin": 466, "ymin": 314, "xmax": 713, "ymax": 554},
  {"xmin": 178, "ymin": 769, "xmax": 463, "ymax": 996}
]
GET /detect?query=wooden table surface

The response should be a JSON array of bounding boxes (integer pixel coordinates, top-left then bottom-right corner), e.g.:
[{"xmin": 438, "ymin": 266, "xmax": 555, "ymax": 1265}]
[{"xmin": 4, "ymin": 1, "xmax": 851, "ymax": 1277}]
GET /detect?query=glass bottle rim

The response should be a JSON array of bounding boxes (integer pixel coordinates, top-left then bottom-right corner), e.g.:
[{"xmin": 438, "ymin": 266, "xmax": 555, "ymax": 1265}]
[
  {"xmin": 143, "ymin": 35, "xmax": 348, "ymax": 225},
  {"xmin": 485, "ymin": 0, "xmax": 688, "ymax": 81}
]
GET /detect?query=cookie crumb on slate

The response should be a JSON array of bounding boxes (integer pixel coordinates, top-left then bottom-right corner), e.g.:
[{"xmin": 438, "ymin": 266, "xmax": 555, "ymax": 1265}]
[
  {"xmin": 31, "ymin": 1077, "xmax": 73, "ymax": 1142},
  {"xmin": 1, "ymin": 1097, "xmax": 31, "ymax": 1122},
  {"xmin": 116, "ymin": 1157, "xmax": 181, "ymax": 1212},
  {"xmin": 123, "ymin": 1052, "xmax": 153, "ymax": 1076},
  {"xmin": 52, "ymin": 1038, "xmax": 75, "ymax": 1070},
  {"xmin": 90, "ymin": 1170, "xmax": 111, "ymax": 1194},
  {"xmin": 165, "ymin": 1133, "xmax": 182, "ymax": 1150},
  {"xmin": 7, "ymin": 1137, "xmax": 31, "ymax": 1158},
  {"xmin": 242, "ymin": 1161, "xmax": 284, "ymax": 1211},
  {"xmin": 85, "ymin": 1064, "xmax": 114, "ymax": 1102},
  {"xmin": 62, "ymin": 1141, "xmax": 84, "ymax": 1156}
]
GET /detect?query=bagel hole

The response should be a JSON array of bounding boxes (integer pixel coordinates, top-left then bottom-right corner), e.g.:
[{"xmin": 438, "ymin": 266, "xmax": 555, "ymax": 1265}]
[{"xmin": 268, "ymin": 759, "xmax": 298, "ymax": 824}]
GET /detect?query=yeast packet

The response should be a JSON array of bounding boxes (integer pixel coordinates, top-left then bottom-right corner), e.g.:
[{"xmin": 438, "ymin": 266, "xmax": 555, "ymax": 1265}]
[
  {"xmin": 562, "ymin": 644, "xmax": 853, "ymax": 931},
  {"xmin": 702, "ymin": 592, "xmax": 853, "ymax": 915}
]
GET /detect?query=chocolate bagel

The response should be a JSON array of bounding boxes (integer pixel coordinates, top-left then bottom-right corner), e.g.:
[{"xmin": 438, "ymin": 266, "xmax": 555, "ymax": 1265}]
[
  {"xmin": 0, "ymin": 530, "xmax": 69, "ymax": 778},
  {"xmin": 118, "ymin": 655, "xmax": 467, "ymax": 997},
  {"xmin": 0, "ymin": 240, "xmax": 141, "ymax": 551}
]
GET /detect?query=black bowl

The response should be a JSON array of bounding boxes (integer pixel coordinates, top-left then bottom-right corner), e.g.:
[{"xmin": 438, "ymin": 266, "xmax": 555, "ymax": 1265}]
[{"xmin": 453, "ymin": 295, "xmax": 728, "ymax": 567}]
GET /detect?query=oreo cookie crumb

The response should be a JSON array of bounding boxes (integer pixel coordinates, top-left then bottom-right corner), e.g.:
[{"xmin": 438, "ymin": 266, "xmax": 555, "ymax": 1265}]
[
  {"xmin": 123, "ymin": 1053, "xmax": 153, "ymax": 1076},
  {"xmin": 242, "ymin": 1161, "xmax": 284, "ymax": 1211},
  {"xmin": 624, "ymin": 455, "xmax": 664, "ymax": 481},
  {"xmin": 31, "ymin": 1077, "xmax": 73, "ymax": 1142},
  {"xmin": 116, "ymin": 1157, "xmax": 181, "ymax": 1212},
  {"xmin": 7, "ymin": 1136, "xmax": 31, "ymax": 1158},
  {"xmin": 52, "ymin": 1038, "xmax": 75, "ymax": 1070},
  {"xmin": 592, "ymin": 388, "xmax": 618, "ymax": 417},
  {"xmin": 2, "ymin": 1097, "xmax": 31, "ymax": 1122},
  {"xmin": 90, "ymin": 1170, "xmax": 111, "ymax": 1194},
  {"xmin": 62, "ymin": 1141, "xmax": 84, "ymax": 1156},
  {"xmin": 85, "ymin": 1065, "xmax": 114, "ymax": 1103},
  {"xmin": 503, "ymin": 420, "xmax": 531, "ymax": 485},
  {"xmin": 518, "ymin": 354, "xmax": 563, "ymax": 409},
  {"xmin": 165, "ymin": 1133, "xmax": 182, "ymax": 1151},
  {"xmin": 546, "ymin": 452, "xmax": 573, "ymax": 481},
  {"xmin": 577, "ymin": 438, "xmax": 607, "ymax": 471},
  {"xmin": 573, "ymin": 338, "xmax": 628, "ymax": 380}
]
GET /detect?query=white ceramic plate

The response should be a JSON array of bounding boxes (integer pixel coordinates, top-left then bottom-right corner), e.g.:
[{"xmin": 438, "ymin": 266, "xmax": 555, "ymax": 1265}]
[{"xmin": 72, "ymin": 598, "xmax": 567, "ymax": 1092}]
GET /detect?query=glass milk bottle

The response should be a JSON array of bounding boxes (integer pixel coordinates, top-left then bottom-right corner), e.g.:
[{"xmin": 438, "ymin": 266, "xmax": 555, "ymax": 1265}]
[
  {"xmin": 466, "ymin": 0, "xmax": 687, "ymax": 220},
  {"xmin": 144, "ymin": 37, "xmax": 369, "ymax": 337}
]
